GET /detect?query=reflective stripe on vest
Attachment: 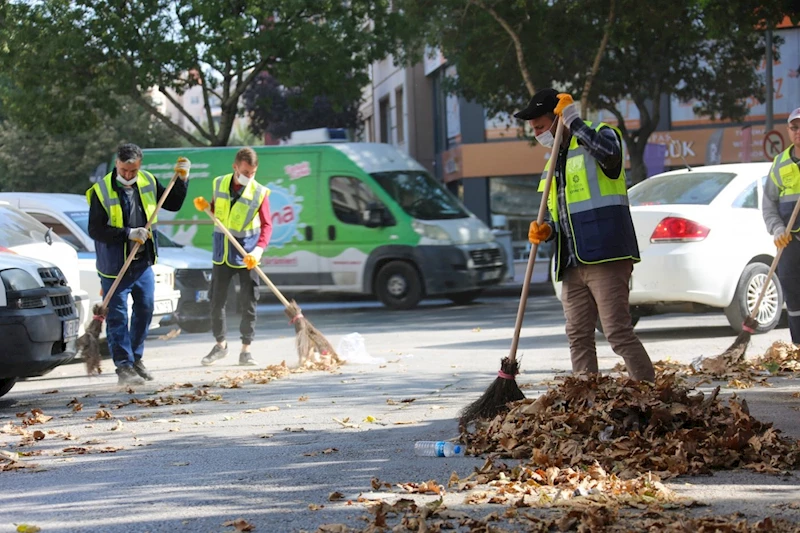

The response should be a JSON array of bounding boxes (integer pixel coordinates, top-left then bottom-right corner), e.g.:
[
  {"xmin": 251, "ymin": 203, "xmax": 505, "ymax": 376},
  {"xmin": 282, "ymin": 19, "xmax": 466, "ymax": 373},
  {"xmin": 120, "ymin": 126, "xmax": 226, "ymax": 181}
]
[
  {"xmin": 212, "ymin": 174, "xmax": 269, "ymax": 266},
  {"xmin": 769, "ymin": 147, "xmax": 800, "ymax": 233},
  {"xmin": 538, "ymin": 122, "xmax": 629, "ymax": 223}
]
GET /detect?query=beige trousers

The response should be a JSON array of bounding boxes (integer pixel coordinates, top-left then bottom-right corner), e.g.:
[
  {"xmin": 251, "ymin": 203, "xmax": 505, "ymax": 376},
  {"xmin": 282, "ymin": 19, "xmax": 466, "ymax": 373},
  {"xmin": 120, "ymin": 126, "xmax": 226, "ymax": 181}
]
[{"xmin": 560, "ymin": 260, "xmax": 655, "ymax": 381}]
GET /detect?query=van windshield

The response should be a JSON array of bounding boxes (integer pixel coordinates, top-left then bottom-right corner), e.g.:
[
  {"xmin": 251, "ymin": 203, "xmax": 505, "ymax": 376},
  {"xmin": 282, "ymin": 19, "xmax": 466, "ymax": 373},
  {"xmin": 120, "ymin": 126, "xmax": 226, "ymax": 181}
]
[
  {"xmin": 66, "ymin": 211, "xmax": 180, "ymax": 247},
  {"xmin": 371, "ymin": 171, "xmax": 469, "ymax": 220},
  {"xmin": 0, "ymin": 205, "xmax": 66, "ymax": 247}
]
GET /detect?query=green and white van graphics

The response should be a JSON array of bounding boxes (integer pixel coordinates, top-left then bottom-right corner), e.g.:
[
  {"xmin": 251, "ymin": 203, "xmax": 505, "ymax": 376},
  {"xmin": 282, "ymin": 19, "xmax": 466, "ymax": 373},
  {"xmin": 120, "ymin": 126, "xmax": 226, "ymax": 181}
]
[{"xmin": 140, "ymin": 139, "xmax": 505, "ymax": 309}]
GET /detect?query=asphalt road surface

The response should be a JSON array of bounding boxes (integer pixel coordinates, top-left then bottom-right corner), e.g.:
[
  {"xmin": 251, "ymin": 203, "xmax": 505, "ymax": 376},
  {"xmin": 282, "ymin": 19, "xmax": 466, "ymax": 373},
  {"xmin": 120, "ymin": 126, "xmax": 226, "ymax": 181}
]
[{"xmin": 2, "ymin": 291, "xmax": 799, "ymax": 532}]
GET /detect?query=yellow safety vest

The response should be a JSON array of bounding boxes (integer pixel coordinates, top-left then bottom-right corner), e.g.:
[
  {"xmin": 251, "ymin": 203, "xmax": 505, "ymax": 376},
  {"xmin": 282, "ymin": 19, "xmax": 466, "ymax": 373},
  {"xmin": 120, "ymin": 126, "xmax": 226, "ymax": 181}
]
[
  {"xmin": 86, "ymin": 171, "xmax": 158, "ymax": 278},
  {"xmin": 212, "ymin": 174, "xmax": 270, "ymax": 268},
  {"xmin": 769, "ymin": 146, "xmax": 800, "ymax": 233}
]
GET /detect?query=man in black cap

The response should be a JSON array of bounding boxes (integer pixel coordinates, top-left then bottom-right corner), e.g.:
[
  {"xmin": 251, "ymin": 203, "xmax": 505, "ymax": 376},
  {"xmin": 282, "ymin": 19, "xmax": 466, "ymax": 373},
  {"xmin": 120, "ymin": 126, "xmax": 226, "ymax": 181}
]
[{"xmin": 516, "ymin": 88, "xmax": 654, "ymax": 382}]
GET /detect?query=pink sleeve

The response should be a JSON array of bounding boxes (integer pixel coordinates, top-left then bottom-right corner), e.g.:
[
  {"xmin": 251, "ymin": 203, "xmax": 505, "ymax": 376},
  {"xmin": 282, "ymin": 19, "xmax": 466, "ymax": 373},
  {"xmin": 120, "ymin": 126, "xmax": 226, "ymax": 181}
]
[{"xmin": 256, "ymin": 197, "xmax": 272, "ymax": 249}]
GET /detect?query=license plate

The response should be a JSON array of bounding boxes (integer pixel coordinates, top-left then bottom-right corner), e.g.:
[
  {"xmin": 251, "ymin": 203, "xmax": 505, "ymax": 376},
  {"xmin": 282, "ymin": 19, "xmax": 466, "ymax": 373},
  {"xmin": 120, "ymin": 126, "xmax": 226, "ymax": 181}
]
[
  {"xmin": 153, "ymin": 299, "xmax": 174, "ymax": 315},
  {"xmin": 481, "ymin": 269, "xmax": 501, "ymax": 281},
  {"xmin": 195, "ymin": 290, "xmax": 209, "ymax": 302},
  {"xmin": 63, "ymin": 319, "xmax": 80, "ymax": 342}
]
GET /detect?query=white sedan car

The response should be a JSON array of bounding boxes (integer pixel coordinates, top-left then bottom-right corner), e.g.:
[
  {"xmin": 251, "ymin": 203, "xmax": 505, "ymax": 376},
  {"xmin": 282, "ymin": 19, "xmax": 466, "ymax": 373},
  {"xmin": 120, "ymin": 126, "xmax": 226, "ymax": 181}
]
[{"xmin": 552, "ymin": 162, "xmax": 782, "ymax": 333}]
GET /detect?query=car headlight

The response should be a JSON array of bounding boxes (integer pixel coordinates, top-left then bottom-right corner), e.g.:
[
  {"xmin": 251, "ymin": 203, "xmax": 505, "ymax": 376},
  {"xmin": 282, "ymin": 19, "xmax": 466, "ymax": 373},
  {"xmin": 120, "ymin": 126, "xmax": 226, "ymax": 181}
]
[
  {"xmin": 412, "ymin": 220, "xmax": 453, "ymax": 244},
  {"xmin": 1, "ymin": 269, "xmax": 41, "ymax": 291}
]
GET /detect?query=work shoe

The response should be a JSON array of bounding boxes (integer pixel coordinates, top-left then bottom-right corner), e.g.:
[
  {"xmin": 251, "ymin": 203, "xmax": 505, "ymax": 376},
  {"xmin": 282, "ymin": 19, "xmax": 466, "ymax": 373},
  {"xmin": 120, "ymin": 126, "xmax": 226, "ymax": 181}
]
[
  {"xmin": 133, "ymin": 360, "xmax": 154, "ymax": 381},
  {"xmin": 239, "ymin": 352, "xmax": 258, "ymax": 366},
  {"xmin": 117, "ymin": 366, "xmax": 145, "ymax": 386},
  {"xmin": 201, "ymin": 343, "xmax": 228, "ymax": 366}
]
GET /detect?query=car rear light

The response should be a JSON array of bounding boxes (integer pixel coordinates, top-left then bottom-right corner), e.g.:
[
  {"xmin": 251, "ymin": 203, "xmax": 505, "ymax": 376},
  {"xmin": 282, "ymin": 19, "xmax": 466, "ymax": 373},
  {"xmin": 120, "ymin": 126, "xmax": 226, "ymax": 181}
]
[
  {"xmin": 650, "ymin": 217, "xmax": 710, "ymax": 243},
  {"xmin": 0, "ymin": 246, "xmax": 16, "ymax": 254}
]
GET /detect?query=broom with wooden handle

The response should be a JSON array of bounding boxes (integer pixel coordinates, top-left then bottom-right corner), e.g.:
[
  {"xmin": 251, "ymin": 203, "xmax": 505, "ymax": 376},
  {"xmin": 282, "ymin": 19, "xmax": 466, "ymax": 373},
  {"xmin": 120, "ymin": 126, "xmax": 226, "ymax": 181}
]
[
  {"xmin": 460, "ymin": 116, "xmax": 566, "ymax": 427},
  {"xmin": 714, "ymin": 194, "xmax": 800, "ymax": 363},
  {"xmin": 196, "ymin": 204, "xmax": 339, "ymax": 365},
  {"xmin": 78, "ymin": 163, "xmax": 186, "ymax": 375}
]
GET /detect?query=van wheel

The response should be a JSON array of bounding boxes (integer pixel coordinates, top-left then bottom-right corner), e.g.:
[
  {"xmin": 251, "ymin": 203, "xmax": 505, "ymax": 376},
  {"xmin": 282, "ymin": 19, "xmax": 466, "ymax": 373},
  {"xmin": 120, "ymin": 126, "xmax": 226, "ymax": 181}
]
[
  {"xmin": 725, "ymin": 262, "xmax": 783, "ymax": 333},
  {"xmin": 0, "ymin": 378, "xmax": 17, "ymax": 398},
  {"xmin": 375, "ymin": 261, "xmax": 423, "ymax": 310},
  {"xmin": 448, "ymin": 290, "xmax": 483, "ymax": 306}
]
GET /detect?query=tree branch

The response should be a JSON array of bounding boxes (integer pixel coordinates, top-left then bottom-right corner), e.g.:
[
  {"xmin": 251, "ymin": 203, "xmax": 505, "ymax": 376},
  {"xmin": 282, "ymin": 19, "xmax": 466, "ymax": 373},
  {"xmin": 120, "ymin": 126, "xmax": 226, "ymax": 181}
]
[
  {"xmin": 130, "ymin": 93, "xmax": 206, "ymax": 147},
  {"xmin": 469, "ymin": 0, "xmax": 535, "ymax": 97},
  {"xmin": 194, "ymin": 69, "xmax": 217, "ymax": 138},
  {"xmin": 581, "ymin": 0, "xmax": 615, "ymax": 116},
  {"xmin": 599, "ymin": 97, "xmax": 628, "ymax": 140},
  {"xmin": 157, "ymin": 84, "xmax": 213, "ymax": 142}
]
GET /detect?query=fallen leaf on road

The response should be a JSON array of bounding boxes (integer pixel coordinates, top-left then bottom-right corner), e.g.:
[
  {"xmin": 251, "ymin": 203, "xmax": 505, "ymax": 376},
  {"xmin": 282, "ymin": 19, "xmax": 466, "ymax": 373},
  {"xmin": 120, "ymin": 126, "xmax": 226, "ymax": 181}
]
[
  {"xmin": 89, "ymin": 410, "xmax": 113, "ymax": 421},
  {"xmin": 397, "ymin": 480, "xmax": 444, "ymax": 495},
  {"xmin": 472, "ymin": 327, "xmax": 481, "ymax": 332},
  {"xmin": 298, "ymin": 395, "xmax": 308, "ymax": 402},
  {"xmin": 283, "ymin": 427, "xmax": 306, "ymax": 432},
  {"xmin": 328, "ymin": 491, "xmax": 345, "ymax": 501},
  {"xmin": 393, "ymin": 421, "xmax": 417, "ymax": 425},
  {"xmin": 158, "ymin": 328, "xmax": 181, "ymax": 340},
  {"xmin": 68, "ymin": 398, "xmax": 83, "ymax": 412},
  {"xmin": 386, "ymin": 399, "xmax": 397, "ymax": 405},
  {"xmin": 23, "ymin": 409, "xmax": 52, "ymax": 426},
  {"xmin": 333, "ymin": 418, "xmax": 359, "ymax": 429},
  {"xmin": 110, "ymin": 420, "xmax": 124, "ymax": 431},
  {"xmin": 308, "ymin": 503, "xmax": 324, "ymax": 510},
  {"xmin": 364, "ymin": 415, "xmax": 377, "ymax": 423},
  {"xmin": 32, "ymin": 431, "xmax": 45, "ymax": 441},
  {"xmin": 222, "ymin": 518, "xmax": 255, "ymax": 531},
  {"xmin": 43, "ymin": 390, "xmax": 59, "ymax": 395},
  {"xmin": 15, "ymin": 524, "xmax": 41, "ymax": 533}
]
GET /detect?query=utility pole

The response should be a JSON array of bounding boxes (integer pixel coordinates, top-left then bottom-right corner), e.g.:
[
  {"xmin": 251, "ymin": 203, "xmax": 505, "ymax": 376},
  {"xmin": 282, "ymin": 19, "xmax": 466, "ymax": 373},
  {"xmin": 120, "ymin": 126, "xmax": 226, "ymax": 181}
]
[{"xmin": 766, "ymin": 29, "xmax": 774, "ymax": 132}]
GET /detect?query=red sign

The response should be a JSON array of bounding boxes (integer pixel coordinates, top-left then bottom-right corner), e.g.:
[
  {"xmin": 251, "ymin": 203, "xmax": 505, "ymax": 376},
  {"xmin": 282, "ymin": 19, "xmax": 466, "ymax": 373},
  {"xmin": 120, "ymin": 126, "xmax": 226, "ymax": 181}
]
[{"xmin": 763, "ymin": 130, "xmax": 785, "ymax": 160}]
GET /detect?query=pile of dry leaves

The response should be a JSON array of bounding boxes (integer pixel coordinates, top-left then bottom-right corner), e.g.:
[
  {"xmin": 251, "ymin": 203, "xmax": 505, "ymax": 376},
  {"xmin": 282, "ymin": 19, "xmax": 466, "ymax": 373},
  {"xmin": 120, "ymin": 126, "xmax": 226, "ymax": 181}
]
[{"xmin": 462, "ymin": 373, "xmax": 800, "ymax": 479}]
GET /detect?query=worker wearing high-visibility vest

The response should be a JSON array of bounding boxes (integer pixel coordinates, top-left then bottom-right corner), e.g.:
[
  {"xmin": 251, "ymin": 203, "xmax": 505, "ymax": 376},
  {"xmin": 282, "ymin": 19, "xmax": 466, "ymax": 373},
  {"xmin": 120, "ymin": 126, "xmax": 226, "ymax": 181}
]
[
  {"xmin": 194, "ymin": 147, "xmax": 272, "ymax": 367},
  {"xmin": 763, "ymin": 107, "xmax": 800, "ymax": 343},
  {"xmin": 87, "ymin": 143, "xmax": 189, "ymax": 385},
  {"xmin": 515, "ymin": 88, "xmax": 654, "ymax": 382}
]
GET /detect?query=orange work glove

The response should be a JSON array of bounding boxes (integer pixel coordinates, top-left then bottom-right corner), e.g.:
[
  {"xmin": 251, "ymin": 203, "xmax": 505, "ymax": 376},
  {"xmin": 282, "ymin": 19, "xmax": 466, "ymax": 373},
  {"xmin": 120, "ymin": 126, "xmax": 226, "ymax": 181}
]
[
  {"xmin": 554, "ymin": 93, "xmax": 574, "ymax": 116},
  {"xmin": 243, "ymin": 254, "xmax": 258, "ymax": 270},
  {"xmin": 528, "ymin": 221, "xmax": 552, "ymax": 244},
  {"xmin": 193, "ymin": 196, "xmax": 210, "ymax": 212},
  {"xmin": 774, "ymin": 230, "xmax": 792, "ymax": 250}
]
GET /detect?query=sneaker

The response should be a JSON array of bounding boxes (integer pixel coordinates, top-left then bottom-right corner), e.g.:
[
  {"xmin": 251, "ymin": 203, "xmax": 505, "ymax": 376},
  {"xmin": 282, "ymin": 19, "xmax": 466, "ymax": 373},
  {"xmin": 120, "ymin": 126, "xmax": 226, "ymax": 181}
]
[
  {"xmin": 133, "ymin": 360, "xmax": 154, "ymax": 381},
  {"xmin": 201, "ymin": 343, "xmax": 228, "ymax": 366},
  {"xmin": 239, "ymin": 352, "xmax": 258, "ymax": 366},
  {"xmin": 117, "ymin": 366, "xmax": 145, "ymax": 386}
]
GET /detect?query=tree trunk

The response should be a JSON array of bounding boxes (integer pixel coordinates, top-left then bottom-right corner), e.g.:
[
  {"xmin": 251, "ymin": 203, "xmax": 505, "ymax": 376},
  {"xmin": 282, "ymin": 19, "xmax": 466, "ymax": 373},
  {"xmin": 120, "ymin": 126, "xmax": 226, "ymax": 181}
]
[{"xmin": 627, "ymin": 144, "xmax": 648, "ymax": 185}]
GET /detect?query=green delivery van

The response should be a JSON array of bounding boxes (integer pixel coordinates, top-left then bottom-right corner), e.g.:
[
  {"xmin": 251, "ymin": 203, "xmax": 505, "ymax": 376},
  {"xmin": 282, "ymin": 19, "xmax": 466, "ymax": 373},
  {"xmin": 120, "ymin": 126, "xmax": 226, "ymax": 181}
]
[{"xmin": 139, "ymin": 129, "xmax": 506, "ymax": 310}]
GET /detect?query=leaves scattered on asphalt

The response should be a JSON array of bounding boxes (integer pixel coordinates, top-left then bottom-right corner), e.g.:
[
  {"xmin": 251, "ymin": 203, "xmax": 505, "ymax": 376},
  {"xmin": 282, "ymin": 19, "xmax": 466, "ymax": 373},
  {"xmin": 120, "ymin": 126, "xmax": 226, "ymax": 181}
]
[{"xmin": 222, "ymin": 518, "xmax": 255, "ymax": 531}]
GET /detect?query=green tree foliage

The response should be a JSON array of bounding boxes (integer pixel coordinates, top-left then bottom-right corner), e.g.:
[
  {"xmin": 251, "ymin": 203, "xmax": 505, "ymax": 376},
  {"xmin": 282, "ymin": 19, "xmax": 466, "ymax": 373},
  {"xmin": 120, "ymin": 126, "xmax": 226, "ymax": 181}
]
[
  {"xmin": 397, "ymin": 0, "xmax": 799, "ymax": 183},
  {"xmin": 0, "ymin": 0, "xmax": 402, "ymax": 147},
  {"xmin": 0, "ymin": 97, "xmax": 182, "ymax": 194},
  {"xmin": 244, "ymin": 73, "xmax": 362, "ymax": 141}
]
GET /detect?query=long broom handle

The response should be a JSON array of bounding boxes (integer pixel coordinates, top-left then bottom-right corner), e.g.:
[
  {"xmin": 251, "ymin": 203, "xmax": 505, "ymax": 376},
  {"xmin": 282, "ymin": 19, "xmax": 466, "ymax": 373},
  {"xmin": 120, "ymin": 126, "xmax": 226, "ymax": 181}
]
[
  {"xmin": 200, "ymin": 207, "xmax": 293, "ymax": 310},
  {"xmin": 748, "ymin": 193, "xmax": 800, "ymax": 320},
  {"xmin": 508, "ymin": 116, "xmax": 566, "ymax": 362},
  {"xmin": 99, "ymin": 173, "xmax": 181, "ymax": 310}
]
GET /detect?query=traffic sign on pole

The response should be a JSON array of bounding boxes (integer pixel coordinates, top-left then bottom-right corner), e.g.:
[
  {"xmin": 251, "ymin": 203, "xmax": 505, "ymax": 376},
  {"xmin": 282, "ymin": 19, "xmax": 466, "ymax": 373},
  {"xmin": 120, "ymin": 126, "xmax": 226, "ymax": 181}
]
[{"xmin": 763, "ymin": 130, "xmax": 784, "ymax": 160}]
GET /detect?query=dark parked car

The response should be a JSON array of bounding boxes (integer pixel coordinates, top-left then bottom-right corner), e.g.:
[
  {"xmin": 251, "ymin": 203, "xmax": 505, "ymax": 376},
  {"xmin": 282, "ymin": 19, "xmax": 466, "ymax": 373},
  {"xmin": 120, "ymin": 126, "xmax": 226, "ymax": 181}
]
[{"xmin": 0, "ymin": 253, "xmax": 79, "ymax": 398}]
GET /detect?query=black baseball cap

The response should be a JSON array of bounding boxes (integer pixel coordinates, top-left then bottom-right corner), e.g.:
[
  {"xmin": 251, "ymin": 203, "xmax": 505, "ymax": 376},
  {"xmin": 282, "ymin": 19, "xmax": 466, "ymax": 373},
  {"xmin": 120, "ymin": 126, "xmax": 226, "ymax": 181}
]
[{"xmin": 514, "ymin": 88, "xmax": 558, "ymax": 120}]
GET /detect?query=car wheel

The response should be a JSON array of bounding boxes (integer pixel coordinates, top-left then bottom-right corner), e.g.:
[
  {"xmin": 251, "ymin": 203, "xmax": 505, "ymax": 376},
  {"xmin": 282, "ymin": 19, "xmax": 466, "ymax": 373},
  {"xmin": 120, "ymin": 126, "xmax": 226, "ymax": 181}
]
[
  {"xmin": 596, "ymin": 312, "xmax": 640, "ymax": 334},
  {"xmin": 178, "ymin": 318, "xmax": 212, "ymax": 334},
  {"xmin": 0, "ymin": 377, "xmax": 17, "ymax": 398},
  {"xmin": 447, "ymin": 289, "xmax": 484, "ymax": 306},
  {"xmin": 375, "ymin": 261, "xmax": 423, "ymax": 310},
  {"xmin": 724, "ymin": 262, "xmax": 783, "ymax": 333}
]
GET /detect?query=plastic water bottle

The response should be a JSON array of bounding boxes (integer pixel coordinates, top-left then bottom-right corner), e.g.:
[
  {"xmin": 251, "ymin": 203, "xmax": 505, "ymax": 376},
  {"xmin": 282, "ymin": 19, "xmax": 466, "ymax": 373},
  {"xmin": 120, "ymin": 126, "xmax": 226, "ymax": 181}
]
[{"xmin": 414, "ymin": 441, "xmax": 465, "ymax": 457}]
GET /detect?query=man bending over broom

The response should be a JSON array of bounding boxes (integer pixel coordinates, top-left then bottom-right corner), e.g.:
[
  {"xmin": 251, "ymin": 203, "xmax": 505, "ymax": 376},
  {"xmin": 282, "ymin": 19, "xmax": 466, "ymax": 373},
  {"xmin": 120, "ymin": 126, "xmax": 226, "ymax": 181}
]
[{"xmin": 194, "ymin": 147, "xmax": 272, "ymax": 367}]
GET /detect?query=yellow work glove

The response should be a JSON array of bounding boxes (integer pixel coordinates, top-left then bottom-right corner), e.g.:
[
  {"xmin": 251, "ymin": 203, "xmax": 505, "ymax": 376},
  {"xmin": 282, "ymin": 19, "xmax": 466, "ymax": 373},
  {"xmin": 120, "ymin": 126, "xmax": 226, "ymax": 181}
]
[
  {"xmin": 774, "ymin": 229, "xmax": 792, "ymax": 250},
  {"xmin": 174, "ymin": 156, "xmax": 191, "ymax": 180},
  {"xmin": 128, "ymin": 227, "xmax": 150, "ymax": 245},
  {"xmin": 554, "ymin": 93, "xmax": 580, "ymax": 127},
  {"xmin": 193, "ymin": 196, "xmax": 210, "ymax": 212},
  {"xmin": 528, "ymin": 221, "xmax": 552, "ymax": 244},
  {"xmin": 554, "ymin": 93, "xmax": 574, "ymax": 115}
]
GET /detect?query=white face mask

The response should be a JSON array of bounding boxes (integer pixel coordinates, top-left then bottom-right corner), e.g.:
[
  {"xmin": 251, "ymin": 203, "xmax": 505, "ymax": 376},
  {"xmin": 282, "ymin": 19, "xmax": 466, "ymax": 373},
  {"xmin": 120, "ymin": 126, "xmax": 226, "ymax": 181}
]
[
  {"xmin": 535, "ymin": 130, "xmax": 554, "ymax": 148},
  {"xmin": 116, "ymin": 175, "xmax": 137, "ymax": 187},
  {"xmin": 236, "ymin": 173, "xmax": 253, "ymax": 186}
]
